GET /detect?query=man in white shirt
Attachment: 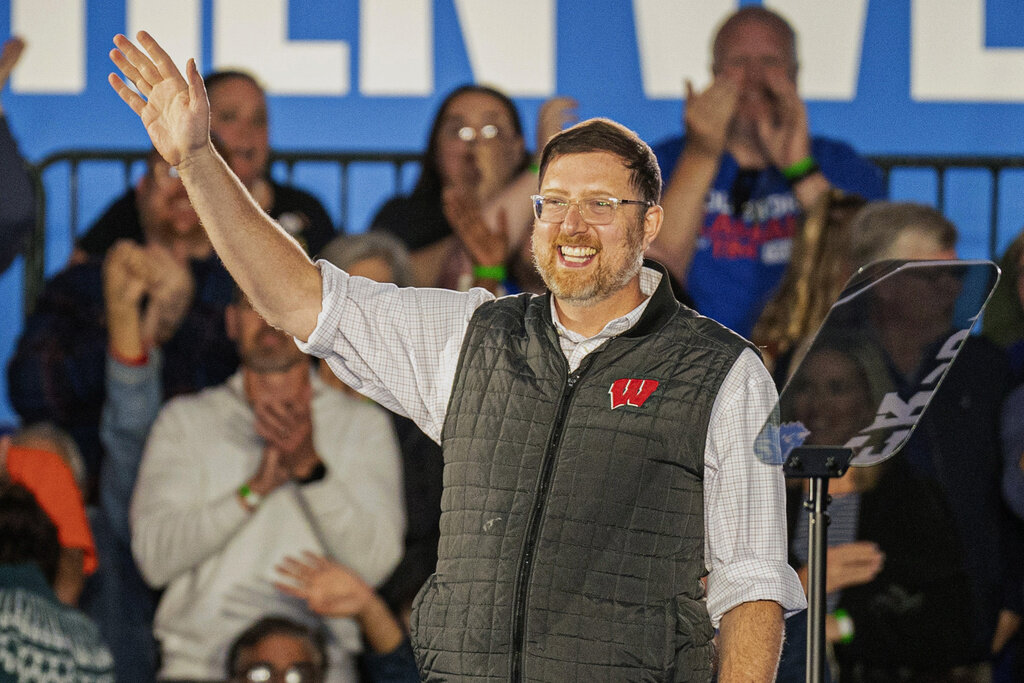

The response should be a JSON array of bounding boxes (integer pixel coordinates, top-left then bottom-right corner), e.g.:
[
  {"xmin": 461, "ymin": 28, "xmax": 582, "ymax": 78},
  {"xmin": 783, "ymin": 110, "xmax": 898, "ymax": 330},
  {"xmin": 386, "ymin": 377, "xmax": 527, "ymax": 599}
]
[
  {"xmin": 130, "ymin": 290, "xmax": 404, "ymax": 681},
  {"xmin": 110, "ymin": 31, "xmax": 804, "ymax": 682}
]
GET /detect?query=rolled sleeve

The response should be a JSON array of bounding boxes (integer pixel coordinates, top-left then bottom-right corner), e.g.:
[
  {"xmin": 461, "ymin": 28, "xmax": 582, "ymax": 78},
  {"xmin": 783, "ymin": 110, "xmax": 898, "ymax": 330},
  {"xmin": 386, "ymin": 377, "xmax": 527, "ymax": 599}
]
[
  {"xmin": 704, "ymin": 348, "xmax": 806, "ymax": 626},
  {"xmin": 296, "ymin": 260, "xmax": 492, "ymax": 442}
]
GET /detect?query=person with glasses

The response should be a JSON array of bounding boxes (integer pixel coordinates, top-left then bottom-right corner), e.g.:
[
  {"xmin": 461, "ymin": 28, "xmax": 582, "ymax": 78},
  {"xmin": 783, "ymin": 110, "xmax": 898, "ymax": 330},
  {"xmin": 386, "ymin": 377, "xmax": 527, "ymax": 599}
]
[
  {"xmin": 649, "ymin": 6, "xmax": 885, "ymax": 339},
  {"xmin": 370, "ymin": 84, "xmax": 576, "ymax": 293},
  {"xmin": 227, "ymin": 616, "xmax": 327, "ymax": 683},
  {"xmin": 109, "ymin": 32, "xmax": 805, "ymax": 680},
  {"xmin": 275, "ymin": 552, "xmax": 420, "ymax": 682}
]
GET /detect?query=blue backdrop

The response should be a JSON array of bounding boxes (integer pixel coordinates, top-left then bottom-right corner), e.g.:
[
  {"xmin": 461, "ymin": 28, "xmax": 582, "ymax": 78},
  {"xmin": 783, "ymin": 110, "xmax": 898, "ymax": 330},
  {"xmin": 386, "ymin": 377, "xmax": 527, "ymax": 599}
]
[{"xmin": 3, "ymin": 0, "xmax": 1024, "ymax": 425}]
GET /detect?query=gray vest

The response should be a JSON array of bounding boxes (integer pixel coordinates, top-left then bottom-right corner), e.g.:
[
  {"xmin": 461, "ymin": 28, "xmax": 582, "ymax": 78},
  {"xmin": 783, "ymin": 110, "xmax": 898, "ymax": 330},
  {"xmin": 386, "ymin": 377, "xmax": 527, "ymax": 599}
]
[{"xmin": 411, "ymin": 268, "xmax": 751, "ymax": 682}]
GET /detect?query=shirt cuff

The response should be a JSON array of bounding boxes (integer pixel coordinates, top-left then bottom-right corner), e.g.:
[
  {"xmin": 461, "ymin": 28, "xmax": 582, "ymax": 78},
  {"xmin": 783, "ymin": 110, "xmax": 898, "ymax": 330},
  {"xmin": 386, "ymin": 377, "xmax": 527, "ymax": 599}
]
[
  {"xmin": 295, "ymin": 259, "xmax": 348, "ymax": 359},
  {"xmin": 706, "ymin": 558, "xmax": 807, "ymax": 627}
]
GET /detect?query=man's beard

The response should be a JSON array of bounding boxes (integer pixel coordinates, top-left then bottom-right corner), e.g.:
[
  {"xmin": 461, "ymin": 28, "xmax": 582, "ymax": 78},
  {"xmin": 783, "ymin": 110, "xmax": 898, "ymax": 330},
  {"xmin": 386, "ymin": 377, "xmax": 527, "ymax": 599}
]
[
  {"xmin": 531, "ymin": 225, "xmax": 645, "ymax": 305},
  {"xmin": 241, "ymin": 330, "xmax": 306, "ymax": 374}
]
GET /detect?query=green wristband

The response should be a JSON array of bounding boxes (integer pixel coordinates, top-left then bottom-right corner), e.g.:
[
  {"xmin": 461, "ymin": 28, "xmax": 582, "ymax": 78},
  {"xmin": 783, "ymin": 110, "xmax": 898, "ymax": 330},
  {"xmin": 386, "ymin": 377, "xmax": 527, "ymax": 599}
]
[
  {"xmin": 473, "ymin": 263, "xmax": 508, "ymax": 281},
  {"xmin": 782, "ymin": 155, "xmax": 820, "ymax": 183},
  {"xmin": 527, "ymin": 162, "xmax": 540, "ymax": 175},
  {"xmin": 238, "ymin": 483, "xmax": 263, "ymax": 510},
  {"xmin": 832, "ymin": 608, "xmax": 854, "ymax": 644}
]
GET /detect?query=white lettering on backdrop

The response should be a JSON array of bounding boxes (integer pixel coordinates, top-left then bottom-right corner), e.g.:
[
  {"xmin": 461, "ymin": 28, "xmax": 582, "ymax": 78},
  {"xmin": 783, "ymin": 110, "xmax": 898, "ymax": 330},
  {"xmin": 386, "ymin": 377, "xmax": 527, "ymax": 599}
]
[
  {"xmin": 9, "ymin": 0, "xmax": 1024, "ymax": 102},
  {"xmin": 11, "ymin": 0, "xmax": 86, "ymax": 93},
  {"xmin": 912, "ymin": 0, "xmax": 1024, "ymax": 102},
  {"xmin": 360, "ymin": 0, "xmax": 432, "ymax": 96},
  {"xmin": 214, "ymin": 0, "xmax": 348, "ymax": 94},
  {"xmin": 453, "ymin": 0, "xmax": 555, "ymax": 96},
  {"xmin": 128, "ymin": 0, "xmax": 202, "ymax": 76}
]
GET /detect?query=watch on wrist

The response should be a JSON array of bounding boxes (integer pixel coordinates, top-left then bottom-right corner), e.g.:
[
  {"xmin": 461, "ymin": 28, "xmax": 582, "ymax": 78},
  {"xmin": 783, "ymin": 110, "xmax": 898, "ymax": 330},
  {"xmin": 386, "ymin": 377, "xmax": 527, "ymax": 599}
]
[{"xmin": 297, "ymin": 461, "xmax": 327, "ymax": 485}]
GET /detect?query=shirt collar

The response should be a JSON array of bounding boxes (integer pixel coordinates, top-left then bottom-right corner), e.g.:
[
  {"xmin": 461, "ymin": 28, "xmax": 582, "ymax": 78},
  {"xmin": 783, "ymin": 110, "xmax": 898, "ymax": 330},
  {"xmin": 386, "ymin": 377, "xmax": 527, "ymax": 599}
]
[{"xmin": 549, "ymin": 267, "xmax": 662, "ymax": 343}]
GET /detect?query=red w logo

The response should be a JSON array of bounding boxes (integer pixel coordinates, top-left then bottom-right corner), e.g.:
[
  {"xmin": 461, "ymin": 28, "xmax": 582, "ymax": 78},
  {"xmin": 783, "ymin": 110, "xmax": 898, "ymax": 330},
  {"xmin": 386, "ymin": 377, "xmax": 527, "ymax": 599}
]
[{"xmin": 608, "ymin": 378, "xmax": 660, "ymax": 409}]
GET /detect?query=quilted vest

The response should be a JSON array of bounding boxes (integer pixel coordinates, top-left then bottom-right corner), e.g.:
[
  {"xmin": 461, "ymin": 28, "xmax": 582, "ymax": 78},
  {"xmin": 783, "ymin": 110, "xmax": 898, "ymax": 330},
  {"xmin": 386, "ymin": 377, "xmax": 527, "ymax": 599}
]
[{"xmin": 411, "ymin": 267, "xmax": 751, "ymax": 682}]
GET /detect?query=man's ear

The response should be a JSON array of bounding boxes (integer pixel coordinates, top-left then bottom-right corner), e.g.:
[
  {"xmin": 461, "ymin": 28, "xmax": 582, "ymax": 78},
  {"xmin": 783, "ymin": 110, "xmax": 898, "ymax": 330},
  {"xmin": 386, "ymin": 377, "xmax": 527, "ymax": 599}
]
[{"xmin": 641, "ymin": 205, "xmax": 664, "ymax": 250}]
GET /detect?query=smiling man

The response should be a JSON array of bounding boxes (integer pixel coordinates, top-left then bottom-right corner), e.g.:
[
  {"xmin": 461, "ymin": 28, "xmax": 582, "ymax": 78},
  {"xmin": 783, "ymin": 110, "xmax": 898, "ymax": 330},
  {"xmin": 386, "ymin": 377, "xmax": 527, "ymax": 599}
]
[{"xmin": 108, "ymin": 31, "xmax": 804, "ymax": 682}]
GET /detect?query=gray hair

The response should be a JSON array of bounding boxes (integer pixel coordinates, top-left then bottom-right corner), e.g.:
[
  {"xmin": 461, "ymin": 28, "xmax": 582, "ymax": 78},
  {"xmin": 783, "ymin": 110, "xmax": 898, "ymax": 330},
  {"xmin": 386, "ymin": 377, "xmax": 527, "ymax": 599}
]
[
  {"xmin": 849, "ymin": 201, "xmax": 958, "ymax": 267},
  {"xmin": 317, "ymin": 232, "xmax": 413, "ymax": 287}
]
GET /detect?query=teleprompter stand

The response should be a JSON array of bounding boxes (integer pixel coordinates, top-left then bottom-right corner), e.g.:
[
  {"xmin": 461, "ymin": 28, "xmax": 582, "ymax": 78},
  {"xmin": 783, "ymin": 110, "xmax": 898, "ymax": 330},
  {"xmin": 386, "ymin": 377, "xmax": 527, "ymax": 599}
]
[{"xmin": 784, "ymin": 446, "xmax": 855, "ymax": 683}]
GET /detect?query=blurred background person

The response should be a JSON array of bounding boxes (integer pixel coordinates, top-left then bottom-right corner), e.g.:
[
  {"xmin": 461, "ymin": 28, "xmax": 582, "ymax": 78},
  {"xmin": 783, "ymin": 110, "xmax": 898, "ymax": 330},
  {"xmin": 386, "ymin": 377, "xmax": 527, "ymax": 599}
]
[
  {"xmin": 316, "ymin": 232, "xmax": 443, "ymax": 628},
  {"xmin": 276, "ymin": 552, "xmax": 420, "ymax": 682},
  {"xmin": 226, "ymin": 616, "xmax": 327, "ymax": 683},
  {"xmin": 0, "ymin": 478, "xmax": 114, "ymax": 680},
  {"xmin": 752, "ymin": 189, "xmax": 868, "ymax": 376},
  {"xmin": 2, "ymin": 424, "xmax": 95, "ymax": 607},
  {"xmin": 779, "ymin": 340, "xmax": 971, "ymax": 682},
  {"xmin": 7, "ymin": 148, "xmax": 238, "ymax": 489},
  {"xmin": 650, "ymin": 6, "xmax": 885, "ymax": 337},
  {"xmin": 369, "ymin": 85, "xmax": 576, "ymax": 293},
  {"xmin": 845, "ymin": 202, "xmax": 1021, "ymax": 680},
  {"xmin": 74, "ymin": 69, "xmax": 337, "ymax": 261},
  {"xmin": 130, "ymin": 287, "xmax": 404, "ymax": 682}
]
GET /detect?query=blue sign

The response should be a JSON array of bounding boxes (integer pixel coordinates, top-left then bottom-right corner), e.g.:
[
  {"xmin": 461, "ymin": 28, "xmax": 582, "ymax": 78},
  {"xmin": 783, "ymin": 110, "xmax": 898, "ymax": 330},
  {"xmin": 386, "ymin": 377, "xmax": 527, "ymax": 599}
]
[{"xmin": 3, "ymin": 0, "xmax": 1024, "ymax": 425}]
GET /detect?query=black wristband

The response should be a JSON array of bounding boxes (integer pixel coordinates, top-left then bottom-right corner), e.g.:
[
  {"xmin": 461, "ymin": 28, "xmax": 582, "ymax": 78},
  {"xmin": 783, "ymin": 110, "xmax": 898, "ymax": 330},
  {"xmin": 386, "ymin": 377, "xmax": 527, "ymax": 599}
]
[{"xmin": 297, "ymin": 461, "xmax": 327, "ymax": 485}]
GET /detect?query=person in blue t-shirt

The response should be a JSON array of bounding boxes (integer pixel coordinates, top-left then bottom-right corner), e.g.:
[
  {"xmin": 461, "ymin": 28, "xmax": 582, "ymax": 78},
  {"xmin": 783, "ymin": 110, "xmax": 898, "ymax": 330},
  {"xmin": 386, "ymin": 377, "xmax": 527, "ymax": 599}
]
[{"xmin": 650, "ymin": 6, "xmax": 886, "ymax": 338}]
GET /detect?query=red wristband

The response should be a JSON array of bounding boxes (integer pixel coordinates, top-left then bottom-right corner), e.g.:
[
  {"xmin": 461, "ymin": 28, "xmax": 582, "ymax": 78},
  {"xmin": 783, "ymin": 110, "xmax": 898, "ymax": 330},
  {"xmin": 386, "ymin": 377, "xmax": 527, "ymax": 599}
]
[{"xmin": 110, "ymin": 347, "xmax": 150, "ymax": 367}]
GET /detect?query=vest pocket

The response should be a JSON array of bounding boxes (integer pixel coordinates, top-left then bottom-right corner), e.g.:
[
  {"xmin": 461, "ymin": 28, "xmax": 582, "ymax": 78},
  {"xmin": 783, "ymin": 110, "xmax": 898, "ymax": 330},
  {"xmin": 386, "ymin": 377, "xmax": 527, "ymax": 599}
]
[
  {"xmin": 409, "ymin": 573, "xmax": 439, "ymax": 673},
  {"xmin": 667, "ymin": 594, "xmax": 715, "ymax": 682}
]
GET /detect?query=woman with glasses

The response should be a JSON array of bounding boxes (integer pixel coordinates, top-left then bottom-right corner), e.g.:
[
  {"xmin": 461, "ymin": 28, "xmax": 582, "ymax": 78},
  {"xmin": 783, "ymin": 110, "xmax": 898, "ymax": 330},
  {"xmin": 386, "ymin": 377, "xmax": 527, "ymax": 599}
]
[{"xmin": 369, "ymin": 84, "xmax": 576, "ymax": 293}]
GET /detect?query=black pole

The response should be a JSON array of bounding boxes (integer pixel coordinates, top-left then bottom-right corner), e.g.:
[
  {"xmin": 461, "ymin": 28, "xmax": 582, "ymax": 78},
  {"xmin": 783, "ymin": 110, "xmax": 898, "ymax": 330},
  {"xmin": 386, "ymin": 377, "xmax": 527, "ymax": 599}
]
[
  {"xmin": 805, "ymin": 475, "xmax": 829, "ymax": 683},
  {"xmin": 784, "ymin": 446, "xmax": 854, "ymax": 683}
]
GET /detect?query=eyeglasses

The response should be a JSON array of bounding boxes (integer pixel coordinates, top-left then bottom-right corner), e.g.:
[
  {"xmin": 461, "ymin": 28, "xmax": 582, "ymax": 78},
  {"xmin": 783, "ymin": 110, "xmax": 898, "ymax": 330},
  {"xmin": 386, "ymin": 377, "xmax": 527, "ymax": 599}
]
[
  {"xmin": 531, "ymin": 195, "xmax": 654, "ymax": 225},
  {"xmin": 441, "ymin": 123, "xmax": 505, "ymax": 142},
  {"xmin": 233, "ymin": 662, "xmax": 322, "ymax": 683}
]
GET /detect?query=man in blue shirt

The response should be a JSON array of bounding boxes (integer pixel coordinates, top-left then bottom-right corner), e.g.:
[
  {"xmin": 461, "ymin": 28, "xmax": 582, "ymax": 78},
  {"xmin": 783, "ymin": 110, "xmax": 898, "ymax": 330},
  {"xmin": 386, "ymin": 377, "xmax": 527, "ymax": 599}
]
[{"xmin": 650, "ymin": 7, "xmax": 886, "ymax": 338}]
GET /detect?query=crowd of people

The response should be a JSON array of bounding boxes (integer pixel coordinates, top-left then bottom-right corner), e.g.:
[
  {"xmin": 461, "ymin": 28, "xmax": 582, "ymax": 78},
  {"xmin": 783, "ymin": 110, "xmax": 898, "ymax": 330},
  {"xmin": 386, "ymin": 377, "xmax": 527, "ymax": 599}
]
[{"xmin": 0, "ymin": 6, "xmax": 1022, "ymax": 683}]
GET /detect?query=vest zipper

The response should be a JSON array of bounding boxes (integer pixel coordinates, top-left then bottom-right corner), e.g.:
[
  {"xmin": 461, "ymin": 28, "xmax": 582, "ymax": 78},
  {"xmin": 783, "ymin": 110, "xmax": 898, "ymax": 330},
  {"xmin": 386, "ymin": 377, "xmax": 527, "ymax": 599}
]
[{"xmin": 510, "ymin": 366, "xmax": 587, "ymax": 682}]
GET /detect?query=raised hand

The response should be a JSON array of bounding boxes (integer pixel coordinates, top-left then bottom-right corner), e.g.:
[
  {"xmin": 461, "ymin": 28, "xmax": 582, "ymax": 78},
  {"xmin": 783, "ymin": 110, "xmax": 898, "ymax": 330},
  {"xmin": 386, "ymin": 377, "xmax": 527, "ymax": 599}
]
[
  {"xmin": 108, "ymin": 32, "xmax": 211, "ymax": 169},
  {"xmin": 275, "ymin": 552, "xmax": 374, "ymax": 618},
  {"xmin": 0, "ymin": 36, "xmax": 26, "ymax": 92},
  {"xmin": 536, "ymin": 96, "xmax": 579, "ymax": 154},
  {"xmin": 103, "ymin": 240, "xmax": 150, "ymax": 314},
  {"xmin": 140, "ymin": 243, "xmax": 196, "ymax": 345},
  {"xmin": 103, "ymin": 240, "xmax": 151, "ymax": 361},
  {"xmin": 753, "ymin": 69, "xmax": 811, "ymax": 169},
  {"xmin": 443, "ymin": 185, "xmax": 509, "ymax": 268},
  {"xmin": 684, "ymin": 76, "xmax": 740, "ymax": 159},
  {"xmin": 824, "ymin": 541, "xmax": 884, "ymax": 593}
]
